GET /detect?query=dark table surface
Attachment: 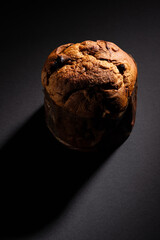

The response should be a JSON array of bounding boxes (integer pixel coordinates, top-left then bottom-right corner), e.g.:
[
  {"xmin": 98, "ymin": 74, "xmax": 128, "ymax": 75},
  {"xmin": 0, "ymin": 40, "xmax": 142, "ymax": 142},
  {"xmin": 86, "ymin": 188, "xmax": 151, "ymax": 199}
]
[{"xmin": 1, "ymin": 2, "xmax": 160, "ymax": 240}]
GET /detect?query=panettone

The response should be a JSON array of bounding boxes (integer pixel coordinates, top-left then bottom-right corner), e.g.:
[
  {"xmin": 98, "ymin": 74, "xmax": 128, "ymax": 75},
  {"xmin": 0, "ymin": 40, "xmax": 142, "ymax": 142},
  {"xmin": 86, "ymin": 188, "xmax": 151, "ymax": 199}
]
[{"xmin": 41, "ymin": 40, "xmax": 137, "ymax": 151}]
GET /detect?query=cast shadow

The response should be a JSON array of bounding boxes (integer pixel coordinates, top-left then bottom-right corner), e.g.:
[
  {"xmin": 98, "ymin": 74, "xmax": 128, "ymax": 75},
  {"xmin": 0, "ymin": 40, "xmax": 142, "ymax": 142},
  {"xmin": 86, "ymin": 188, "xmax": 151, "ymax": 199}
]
[{"xmin": 0, "ymin": 106, "xmax": 116, "ymax": 239}]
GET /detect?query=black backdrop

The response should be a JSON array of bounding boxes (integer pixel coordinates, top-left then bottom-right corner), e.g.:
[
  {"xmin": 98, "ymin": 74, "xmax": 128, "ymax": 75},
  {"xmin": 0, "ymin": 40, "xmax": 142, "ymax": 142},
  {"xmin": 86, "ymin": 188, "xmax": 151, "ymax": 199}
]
[{"xmin": 1, "ymin": 2, "xmax": 160, "ymax": 240}]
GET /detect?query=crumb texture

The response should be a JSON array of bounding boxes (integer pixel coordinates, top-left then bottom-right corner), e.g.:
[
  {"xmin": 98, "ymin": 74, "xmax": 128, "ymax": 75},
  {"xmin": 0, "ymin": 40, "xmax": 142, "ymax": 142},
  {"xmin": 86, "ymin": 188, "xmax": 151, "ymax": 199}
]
[{"xmin": 41, "ymin": 40, "xmax": 137, "ymax": 118}]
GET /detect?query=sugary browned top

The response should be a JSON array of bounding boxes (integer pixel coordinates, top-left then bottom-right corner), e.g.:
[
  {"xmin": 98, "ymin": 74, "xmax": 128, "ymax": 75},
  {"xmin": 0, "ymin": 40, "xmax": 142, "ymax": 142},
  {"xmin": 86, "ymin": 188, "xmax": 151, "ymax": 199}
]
[{"xmin": 41, "ymin": 40, "xmax": 137, "ymax": 118}]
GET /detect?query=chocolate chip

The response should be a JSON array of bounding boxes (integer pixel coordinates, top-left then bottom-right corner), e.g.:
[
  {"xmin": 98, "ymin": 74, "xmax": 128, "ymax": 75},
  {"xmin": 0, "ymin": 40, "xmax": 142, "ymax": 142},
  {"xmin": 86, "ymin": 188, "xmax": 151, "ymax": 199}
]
[
  {"xmin": 50, "ymin": 56, "xmax": 65, "ymax": 73},
  {"xmin": 117, "ymin": 64, "xmax": 126, "ymax": 74}
]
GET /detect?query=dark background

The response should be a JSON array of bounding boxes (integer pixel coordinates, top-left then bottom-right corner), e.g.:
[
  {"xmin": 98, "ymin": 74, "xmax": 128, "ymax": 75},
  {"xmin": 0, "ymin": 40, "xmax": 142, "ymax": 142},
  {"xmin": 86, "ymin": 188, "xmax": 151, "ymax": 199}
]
[{"xmin": 1, "ymin": 1, "xmax": 160, "ymax": 240}]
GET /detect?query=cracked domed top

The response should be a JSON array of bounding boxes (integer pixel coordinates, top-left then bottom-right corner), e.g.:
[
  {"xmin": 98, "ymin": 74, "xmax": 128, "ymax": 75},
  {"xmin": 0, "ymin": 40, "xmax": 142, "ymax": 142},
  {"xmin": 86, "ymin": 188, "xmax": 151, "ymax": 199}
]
[{"xmin": 41, "ymin": 40, "xmax": 137, "ymax": 118}]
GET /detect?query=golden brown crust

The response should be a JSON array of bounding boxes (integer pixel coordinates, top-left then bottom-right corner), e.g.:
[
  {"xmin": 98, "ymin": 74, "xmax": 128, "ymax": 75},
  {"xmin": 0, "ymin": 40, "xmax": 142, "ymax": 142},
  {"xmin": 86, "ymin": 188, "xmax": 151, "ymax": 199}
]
[{"xmin": 41, "ymin": 40, "xmax": 137, "ymax": 118}]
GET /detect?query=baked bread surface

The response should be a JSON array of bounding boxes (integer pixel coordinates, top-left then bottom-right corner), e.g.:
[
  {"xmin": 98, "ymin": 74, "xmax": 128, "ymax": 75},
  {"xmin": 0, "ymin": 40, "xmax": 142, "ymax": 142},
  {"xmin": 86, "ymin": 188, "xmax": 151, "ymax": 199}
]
[{"xmin": 41, "ymin": 40, "xmax": 137, "ymax": 119}]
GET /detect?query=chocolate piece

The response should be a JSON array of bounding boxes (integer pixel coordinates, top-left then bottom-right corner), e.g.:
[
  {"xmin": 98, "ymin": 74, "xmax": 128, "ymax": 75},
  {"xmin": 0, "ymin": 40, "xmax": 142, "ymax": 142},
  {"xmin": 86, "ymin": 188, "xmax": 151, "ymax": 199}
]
[
  {"xmin": 50, "ymin": 56, "xmax": 65, "ymax": 72},
  {"xmin": 117, "ymin": 64, "xmax": 126, "ymax": 74}
]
